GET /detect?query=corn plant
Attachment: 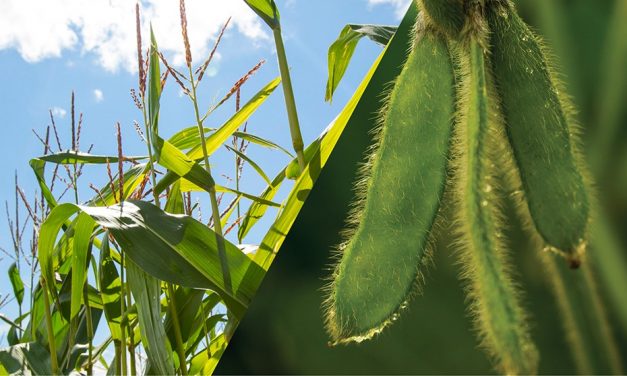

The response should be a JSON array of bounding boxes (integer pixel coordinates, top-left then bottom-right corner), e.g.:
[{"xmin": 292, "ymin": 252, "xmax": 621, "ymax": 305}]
[
  {"xmin": 324, "ymin": 1, "xmax": 624, "ymax": 375},
  {"xmin": 0, "ymin": 0, "xmax": 333, "ymax": 374}
]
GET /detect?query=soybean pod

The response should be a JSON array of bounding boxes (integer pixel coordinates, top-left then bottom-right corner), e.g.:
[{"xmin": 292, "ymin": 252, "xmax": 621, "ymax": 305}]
[
  {"xmin": 324, "ymin": 17, "xmax": 456, "ymax": 344},
  {"xmin": 487, "ymin": 2, "xmax": 590, "ymax": 257},
  {"xmin": 454, "ymin": 36, "xmax": 539, "ymax": 375},
  {"xmin": 420, "ymin": 0, "xmax": 466, "ymax": 38}
]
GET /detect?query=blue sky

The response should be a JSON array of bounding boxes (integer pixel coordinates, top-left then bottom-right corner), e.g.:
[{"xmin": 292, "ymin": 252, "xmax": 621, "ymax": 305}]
[{"xmin": 0, "ymin": 0, "xmax": 410, "ymax": 344}]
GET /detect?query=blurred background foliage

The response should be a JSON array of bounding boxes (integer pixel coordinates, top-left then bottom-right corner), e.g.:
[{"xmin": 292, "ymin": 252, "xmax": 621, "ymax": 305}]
[{"xmin": 217, "ymin": 0, "xmax": 627, "ymax": 373}]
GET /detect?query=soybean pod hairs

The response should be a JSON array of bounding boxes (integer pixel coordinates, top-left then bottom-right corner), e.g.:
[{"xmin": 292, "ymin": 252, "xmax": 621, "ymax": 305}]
[
  {"xmin": 323, "ymin": 13, "xmax": 456, "ymax": 345},
  {"xmin": 323, "ymin": 0, "xmax": 601, "ymax": 373},
  {"xmin": 486, "ymin": 0, "xmax": 592, "ymax": 265}
]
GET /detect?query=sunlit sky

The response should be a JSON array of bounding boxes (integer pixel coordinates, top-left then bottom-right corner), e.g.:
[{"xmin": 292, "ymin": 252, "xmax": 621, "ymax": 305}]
[{"xmin": 0, "ymin": 0, "xmax": 411, "ymax": 344}]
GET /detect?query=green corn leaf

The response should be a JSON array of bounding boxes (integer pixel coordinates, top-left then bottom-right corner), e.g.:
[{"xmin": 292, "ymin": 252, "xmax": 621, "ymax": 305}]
[
  {"xmin": 326, "ymin": 24, "xmax": 396, "ymax": 102},
  {"xmin": 70, "ymin": 212, "xmax": 96, "ymax": 320},
  {"xmin": 188, "ymin": 334, "xmax": 227, "ymax": 376},
  {"xmin": 168, "ymin": 126, "xmax": 216, "ymax": 150},
  {"xmin": 87, "ymin": 163, "xmax": 148, "ymax": 207},
  {"xmin": 169, "ymin": 126, "xmax": 292, "ymax": 157},
  {"xmin": 233, "ymin": 132, "xmax": 293, "ymax": 157},
  {"xmin": 127, "ymin": 259, "xmax": 175, "ymax": 376},
  {"xmin": 165, "ymin": 180, "xmax": 184, "ymax": 215},
  {"xmin": 238, "ymin": 168, "xmax": 286, "ymax": 242},
  {"xmin": 243, "ymin": 0, "xmax": 280, "ymax": 29},
  {"xmin": 186, "ymin": 78, "xmax": 281, "ymax": 161},
  {"xmin": 221, "ymin": 195, "xmax": 243, "ymax": 230},
  {"xmin": 98, "ymin": 233, "xmax": 123, "ymax": 341},
  {"xmin": 164, "ymin": 287, "xmax": 205, "ymax": 353},
  {"xmin": 225, "ymin": 145, "xmax": 272, "ymax": 185},
  {"xmin": 252, "ymin": 0, "xmax": 419, "ymax": 272},
  {"xmin": 80, "ymin": 201, "xmax": 264, "ymax": 318},
  {"xmin": 155, "ymin": 78, "xmax": 280, "ymax": 196},
  {"xmin": 38, "ymin": 200, "xmax": 263, "ymax": 319},
  {"xmin": 29, "ymin": 158, "xmax": 57, "ymax": 208},
  {"xmin": 179, "ymin": 180, "xmax": 281, "ymax": 208},
  {"xmin": 7, "ymin": 263, "xmax": 24, "ymax": 306},
  {"xmin": 38, "ymin": 150, "xmax": 146, "ymax": 165},
  {"xmin": 149, "ymin": 27, "xmax": 162, "ymax": 148},
  {"xmin": 155, "ymin": 137, "xmax": 217, "ymax": 195},
  {"xmin": 0, "ymin": 342, "xmax": 52, "ymax": 375}
]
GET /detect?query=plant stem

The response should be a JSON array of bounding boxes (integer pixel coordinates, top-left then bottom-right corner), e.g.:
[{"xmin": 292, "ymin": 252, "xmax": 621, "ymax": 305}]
[
  {"xmin": 167, "ymin": 284, "xmax": 188, "ymax": 376},
  {"xmin": 83, "ymin": 288, "xmax": 94, "ymax": 376},
  {"xmin": 140, "ymin": 98, "xmax": 161, "ymax": 208},
  {"xmin": 188, "ymin": 66, "xmax": 232, "ymax": 293},
  {"xmin": 125, "ymin": 283, "xmax": 137, "ymax": 376},
  {"xmin": 272, "ymin": 27, "xmax": 306, "ymax": 173},
  {"xmin": 42, "ymin": 278, "xmax": 59, "ymax": 375},
  {"xmin": 119, "ymin": 243, "xmax": 128, "ymax": 376}
]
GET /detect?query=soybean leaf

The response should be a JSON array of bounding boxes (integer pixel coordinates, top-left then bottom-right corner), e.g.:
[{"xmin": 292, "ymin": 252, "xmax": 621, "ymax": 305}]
[
  {"xmin": 7, "ymin": 263, "xmax": 24, "ymax": 306},
  {"xmin": 326, "ymin": 24, "xmax": 397, "ymax": 102},
  {"xmin": 39, "ymin": 151, "xmax": 146, "ymax": 165},
  {"xmin": 225, "ymin": 145, "xmax": 272, "ymax": 185},
  {"xmin": 127, "ymin": 259, "xmax": 175, "ymax": 376},
  {"xmin": 243, "ymin": 0, "xmax": 280, "ymax": 29}
]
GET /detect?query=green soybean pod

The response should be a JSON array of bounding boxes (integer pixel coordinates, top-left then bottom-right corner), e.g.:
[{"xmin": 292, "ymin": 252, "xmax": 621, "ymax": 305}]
[
  {"xmin": 487, "ymin": 3, "xmax": 590, "ymax": 256},
  {"xmin": 420, "ymin": 0, "xmax": 466, "ymax": 38},
  {"xmin": 455, "ymin": 38, "xmax": 539, "ymax": 375},
  {"xmin": 324, "ymin": 19, "xmax": 456, "ymax": 344}
]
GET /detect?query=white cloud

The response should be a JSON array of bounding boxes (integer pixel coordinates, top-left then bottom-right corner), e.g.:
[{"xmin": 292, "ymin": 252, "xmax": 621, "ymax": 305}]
[
  {"xmin": 51, "ymin": 107, "xmax": 67, "ymax": 119},
  {"xmin": 93, "ymin": 89, "xmax": 104, "ymax": 102},
  {"xmin": 367, "ymin": 0, "xmax": 412, "ymax": 19},
  {"xmin": 0, "ymin": 0, "xmax": 268, "ymax": 73}
]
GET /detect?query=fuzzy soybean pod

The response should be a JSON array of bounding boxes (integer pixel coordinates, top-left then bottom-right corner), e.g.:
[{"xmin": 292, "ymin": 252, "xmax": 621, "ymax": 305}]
[
  {"xmin": 487, "ymin": 3, "xmax": 590, "ymax": 256},
  {"xmin": 324, "ymin": 21, "xmax": 456, "ymax": 344},
  {"xmin": 419, "ymin": 0, "xmax": 466, "ymax": 38},
  {"xmin": 455, "ymin": 38, "xmax": 539, "ymax": 375}
]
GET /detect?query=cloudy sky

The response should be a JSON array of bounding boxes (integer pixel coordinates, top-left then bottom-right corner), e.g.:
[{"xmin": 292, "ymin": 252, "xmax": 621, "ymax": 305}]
[{"xmin": 0, "ymin": 0, "xmax": 410, "ymax": 345}]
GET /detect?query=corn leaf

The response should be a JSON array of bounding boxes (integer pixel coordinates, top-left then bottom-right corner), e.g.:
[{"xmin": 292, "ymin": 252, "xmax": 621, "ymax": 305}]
[
  {"xmin": 7, "ymin": 263, "xmax": 24, "ymax": 306},
  {"xmin": 326, "ymin": 24, "xmax": 396, "ymax": 102},
  {"xmin": 29, "ymin": 158, "xmax": 57, "ymax": 208},
  {"xmin": 186, "ymin": 78, "xmax": 281, "ymax": 161},
  {"xmin": 127, "ymin": 259, "xmax": 175, "ymax": 376},
  {"xmin": 38, "ymin": 151, "xmax": 146, "ymax": 165},
  {"xmin": 0, "ymin": 342, "xmax": 52, "ymax": 375},
  {"xmin": 70, "ymin": 212, "xmax": 96, "ymax": 320},
  {"xmin": 243, "ymin": 0, "xmax": 280, "ymax": 29},
  {"xmin": 252, "ymin": 1, "xmax": 417, "ymax": 270},
  {"xmin": 98, "ymin": 233, "xmax": 123, "ymax": 341},
  {"xmin": 225, "ymin": 145, "xmax": 272, "ymax": 185},
  {"xmin": 79, "ymin": 201, "xmax": 264, "ymax": 318}
]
